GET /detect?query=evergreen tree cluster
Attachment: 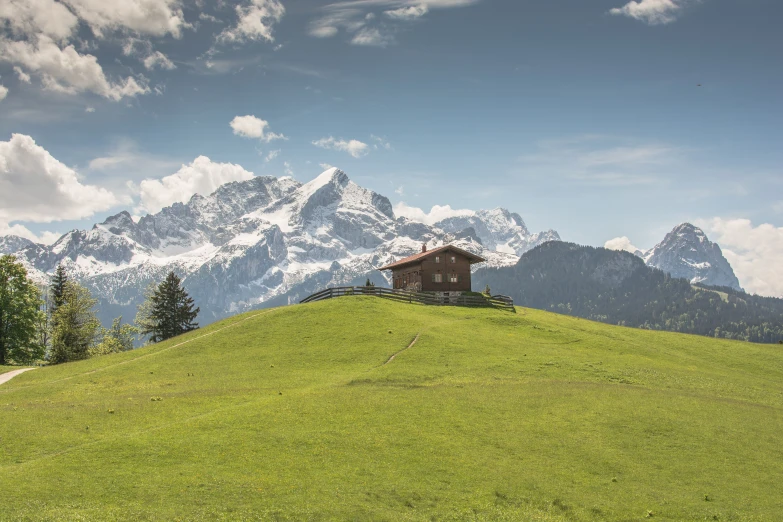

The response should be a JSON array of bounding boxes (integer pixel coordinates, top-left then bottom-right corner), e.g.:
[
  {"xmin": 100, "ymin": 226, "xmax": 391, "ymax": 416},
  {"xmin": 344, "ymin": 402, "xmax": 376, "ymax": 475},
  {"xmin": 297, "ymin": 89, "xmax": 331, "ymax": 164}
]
[
  {"xmin": 0, "ymin": 256, "xmax": 199, "ymax": 366},
  {"xmin": 475, "ymin": 242, "xmax": 783, "ymax": 344}
]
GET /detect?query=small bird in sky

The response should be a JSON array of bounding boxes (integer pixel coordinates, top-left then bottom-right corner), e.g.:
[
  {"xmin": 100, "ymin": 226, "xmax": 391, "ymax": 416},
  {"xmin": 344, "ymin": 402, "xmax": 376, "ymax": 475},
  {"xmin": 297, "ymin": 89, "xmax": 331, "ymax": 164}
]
[{"xmin": 697, "ymin": 84, "xmax": 702, "ymax": 87}]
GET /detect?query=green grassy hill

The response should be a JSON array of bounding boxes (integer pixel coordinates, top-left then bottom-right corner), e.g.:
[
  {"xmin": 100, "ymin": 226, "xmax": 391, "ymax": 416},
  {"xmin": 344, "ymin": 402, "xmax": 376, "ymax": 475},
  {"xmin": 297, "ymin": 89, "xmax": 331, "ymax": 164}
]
[{"xmin": 2, "ymin": 298, "xmax": 782, "ymax": 521}]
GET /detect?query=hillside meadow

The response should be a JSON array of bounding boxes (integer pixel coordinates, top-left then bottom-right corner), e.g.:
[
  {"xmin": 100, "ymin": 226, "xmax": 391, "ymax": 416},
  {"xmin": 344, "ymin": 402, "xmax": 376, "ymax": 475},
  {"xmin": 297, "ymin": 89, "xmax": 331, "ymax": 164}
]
[{"xmin": 1, "ymin": 297, "xmax": 782, "ymax": 521}]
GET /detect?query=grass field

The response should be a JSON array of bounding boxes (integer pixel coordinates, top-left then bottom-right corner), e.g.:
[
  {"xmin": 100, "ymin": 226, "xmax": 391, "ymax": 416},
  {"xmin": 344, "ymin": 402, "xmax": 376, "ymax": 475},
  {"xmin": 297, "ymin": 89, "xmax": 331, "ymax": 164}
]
[{"xmin": 1, "ymin": 297, "xmax": 782, "ymax": 521}]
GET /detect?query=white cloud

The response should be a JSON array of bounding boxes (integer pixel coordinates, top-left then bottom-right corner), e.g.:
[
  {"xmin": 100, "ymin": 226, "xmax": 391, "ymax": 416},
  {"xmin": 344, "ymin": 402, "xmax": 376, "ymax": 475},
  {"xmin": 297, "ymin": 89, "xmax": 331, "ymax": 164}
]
[
  {"xmin": 312, "ymin": 136, "xmax": 369, "ymax": 158},
  {"xmin": 309, "ymin": 0, "xmax": 479, "ymax": 43},
  {"xmin": 604, "ymin": 236, "xmax": 642, "ymax": 254},
  {"xmin": 230, "ymin": 115, "xmax": 287, "ymax": 143},
  {"xmin": 199, "ymin": 13, "xmax": 222, "ymax": 24},
  {"xmin": 14, "ymin": 66, "xmax": 32, "ymax": 83},
  {"xmin": 0, "ymin": 36, "xmax": 150, "ymax": 101},
  {"xmin": 697, "ymin": 217, "xmax": 783, "ymax": 298},
  {"xmin": 319, "ymin": 162, "xmax": 335, "ymax": 171},
  {"xmin": 283, "ymin": 161, "xmax": 293, "ymax": 176},
  {"xmin": 0, "ymin": 222, "xmax": 61, "ymax": 245},
  {"xmin": 393, "ymin": 202, "xmax": 475, "ymax": 225},
  {"xmin": 0, "ymin": 85, "xmax": 8, "ymax": 101},
  {"xmin": 384, "ymin": 5, "xmax": 428, "ymax": 20},
  {"xmin": 0, "ymin": 134, "xmax": 119, "ymax": 226},
  {"xmin": 609, "ymin": 0, "xmax": 689, "ymax": 25},
  {"xmin": 264, "ymin": 149, "xmax": 280, "ymax": 162},
  {"xmin": 394, "ymin": 185, "xmax": 404, "ymax": 196},
  {"xmin": 0, "ymin": 0, "xmax": 79, "ymax": 40},
  {"xmin": 61, "ymin": 0, "xmax": 190, "ymax": 38},
  {"xmin": 351, "ymin": 27, "xmax": 393, "ymax": 46},
  {"xmin": 85, "ymin": 106, "xmax": 96, "ymax": 112},
  {"xmin": 218, "ymin": 0, "xmax": 285, "ymax": 43},
  {"xmin": 137, "ymin": 156, "xmax": 254, "ymax": 214},
  {"xmin": 143, "ymin": 50, "xmax": 176, "ymax": 70}
]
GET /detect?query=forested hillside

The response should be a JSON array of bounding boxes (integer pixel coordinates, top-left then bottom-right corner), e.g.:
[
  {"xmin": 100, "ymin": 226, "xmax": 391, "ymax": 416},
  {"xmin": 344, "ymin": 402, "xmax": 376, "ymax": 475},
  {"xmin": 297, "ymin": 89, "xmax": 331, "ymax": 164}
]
[{"xmin": 474, "ymin": 242, "xmax": 783, "ymax": 343}]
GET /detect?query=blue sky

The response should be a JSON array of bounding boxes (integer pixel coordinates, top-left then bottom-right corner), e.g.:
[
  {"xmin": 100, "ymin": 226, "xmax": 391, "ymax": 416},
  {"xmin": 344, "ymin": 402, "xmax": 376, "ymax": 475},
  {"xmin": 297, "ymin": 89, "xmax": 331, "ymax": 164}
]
[{"xmin": 1, "ymin": 0, "xmax": 782, "ymax": 294}]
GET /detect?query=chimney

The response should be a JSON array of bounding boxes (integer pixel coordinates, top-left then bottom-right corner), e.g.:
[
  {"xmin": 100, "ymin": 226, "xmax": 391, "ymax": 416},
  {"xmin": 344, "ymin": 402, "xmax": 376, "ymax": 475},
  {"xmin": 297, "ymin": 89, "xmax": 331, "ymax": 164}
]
[{"xmin": 421, "ymin": 243, "xmax": 427, "ymax": 253}]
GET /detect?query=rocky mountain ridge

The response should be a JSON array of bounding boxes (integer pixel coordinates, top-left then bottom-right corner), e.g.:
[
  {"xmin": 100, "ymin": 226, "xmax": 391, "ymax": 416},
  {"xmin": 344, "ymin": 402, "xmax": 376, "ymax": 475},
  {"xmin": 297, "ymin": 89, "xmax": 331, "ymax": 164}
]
[{"xmin": 2, "ymin": 168, "xmax": 560, "ymax": 325}]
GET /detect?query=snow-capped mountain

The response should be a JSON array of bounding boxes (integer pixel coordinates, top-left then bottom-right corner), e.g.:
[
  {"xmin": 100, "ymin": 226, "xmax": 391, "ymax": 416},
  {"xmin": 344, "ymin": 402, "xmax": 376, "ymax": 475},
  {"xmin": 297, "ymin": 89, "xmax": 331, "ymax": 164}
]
[
  {"xmin": 434, "ymin": 209, "xmax": 560, "ymax": 256},
  {"xmin": 642, "ymin": 223, "xmax": 742, "ymax": 290},
  {"xmin": 0, "ymin": 235, "xmax": 34, "ymax": 255},
  {"xmin": 2, "ymin": 168, "xmax": 559, "ymax": 325}
]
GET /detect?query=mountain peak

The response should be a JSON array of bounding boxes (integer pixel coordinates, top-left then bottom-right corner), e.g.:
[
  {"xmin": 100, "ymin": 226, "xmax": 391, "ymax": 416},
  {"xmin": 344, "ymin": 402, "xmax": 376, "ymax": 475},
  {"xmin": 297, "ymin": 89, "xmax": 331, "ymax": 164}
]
[
  {"xmin": 310, "ymin": 167, "xmax": 348, "ymax": 187},
  {"xmin": 646, "ymin": 223, "xmax": 741, "ymax": 290}
]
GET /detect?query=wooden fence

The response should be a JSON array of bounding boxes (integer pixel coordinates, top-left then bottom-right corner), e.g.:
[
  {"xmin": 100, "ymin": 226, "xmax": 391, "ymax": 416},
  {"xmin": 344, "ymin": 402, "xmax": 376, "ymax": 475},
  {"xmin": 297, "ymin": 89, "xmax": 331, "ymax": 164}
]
[{"xmin": 299, "ymin": 286, "xmax": 515, "ymax": 312}]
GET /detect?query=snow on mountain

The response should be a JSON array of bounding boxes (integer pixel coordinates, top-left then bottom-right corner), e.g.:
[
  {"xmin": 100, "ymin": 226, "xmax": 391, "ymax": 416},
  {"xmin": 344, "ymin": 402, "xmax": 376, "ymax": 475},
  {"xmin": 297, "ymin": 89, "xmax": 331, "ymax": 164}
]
[
  {"xmin": 434, "ymin": 208, "xmax": 560, "ymax": 256},
  {"xmin": 0, "ymin": 235, "xmax": 34, "ymax": 255},
  {"xmin": 642, "ymin": 223, "xmax": 742, "ymax": 290},
  {"xmin": 1, "ymin": 169, "xmax": 556, "ymax": 326}
]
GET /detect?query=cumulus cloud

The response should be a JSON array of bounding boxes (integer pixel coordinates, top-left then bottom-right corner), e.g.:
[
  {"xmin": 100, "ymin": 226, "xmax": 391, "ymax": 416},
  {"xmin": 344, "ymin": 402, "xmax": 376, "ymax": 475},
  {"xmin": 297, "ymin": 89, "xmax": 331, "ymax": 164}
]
[
  {"xmin": 697, "ymin": 217, "xmax": 783, "ymax": 298},
  {"xmin": 312, "ymin": 136, "xmax": 369, "ymax": 158},
  {"xmin": 609, "ymin": 0, "xmax": 691, "ymax": 25},
  {"xmin": 384, "ymin": 5, "xmax": 429, "ymax": 20},
  {"xmin": 0, "ymin": 85, "xmax": 8, "ymax": 102},
  {"xmin": 0, "ymin": 0, "xmax": 79, "ymax": 41},
  {"xmin": 0, "ymin": 36, "xmax": 150, "ymax": 100},
  {"xmin": 0, "ymin": 134, "xmax": 119, "ymax": 227},
  {"xmin": 0, "ymin": 222, "xmax": 61, "ymax": 245},
  {"xmin": 137, "ymin": 156, "xmax": 255, "ymax": 214},
  {"xmin": 143, "ymin": 50, "xmax": 176, "ymax": 70},
  {"xmin": 218, "ymin": 0, "xmax": 285, "ymax": 43},
  {"xmin": 604, "ymin": 236, "xmax": 642, "ymax": 254},
  {"xmin": 393, "ymin": 202, "xmax": 475, "ymax": 225},
  {"xmin": 230, "ymin": 115, "xmax": 287, "ymax": 143},
  {"xmin": 62, "ymin": 0, "xmax": 189, "ymax": 38}
]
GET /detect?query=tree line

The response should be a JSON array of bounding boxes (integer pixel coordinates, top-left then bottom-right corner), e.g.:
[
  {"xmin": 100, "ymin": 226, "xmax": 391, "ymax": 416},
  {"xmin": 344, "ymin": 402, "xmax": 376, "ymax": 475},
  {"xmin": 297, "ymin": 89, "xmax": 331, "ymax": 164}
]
[{"xmin": 0, "ymin": 255, "xmax": 199, "ymax": 366}]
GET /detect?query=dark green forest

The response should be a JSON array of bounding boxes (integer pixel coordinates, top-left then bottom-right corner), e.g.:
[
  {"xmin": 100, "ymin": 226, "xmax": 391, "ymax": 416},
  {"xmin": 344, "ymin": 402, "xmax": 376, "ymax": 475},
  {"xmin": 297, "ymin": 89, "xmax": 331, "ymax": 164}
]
[{"xmin": 474, "ymin": 242, "xmax": 783, "ymax": 344}]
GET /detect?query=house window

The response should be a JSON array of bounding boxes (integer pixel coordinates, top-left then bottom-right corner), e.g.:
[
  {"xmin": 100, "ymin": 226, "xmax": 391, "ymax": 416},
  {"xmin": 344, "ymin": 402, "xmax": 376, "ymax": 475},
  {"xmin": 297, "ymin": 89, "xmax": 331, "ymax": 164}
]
[
  {"xmin": 450, "ymin": 256, "xmax": 456, "ymax": 263},
  {"xmin": 435, "ymin": 256, "xmax": 440, "ymax": 263},
  {"xmin": 449, "ymin": 273, "xmax": 458, "ymax": 283},
  {"xmin": 432, "ymin": 273, "xmax": 443, "ymax": 283}
]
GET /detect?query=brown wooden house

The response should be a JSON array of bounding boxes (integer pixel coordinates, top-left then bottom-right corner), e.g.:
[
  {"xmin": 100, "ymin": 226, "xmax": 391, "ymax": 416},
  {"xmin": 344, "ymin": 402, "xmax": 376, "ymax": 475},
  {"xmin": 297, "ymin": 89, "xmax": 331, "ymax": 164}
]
[{"xmin": 378, "ymin": 244, "xmax": 486, "ymax": 293}]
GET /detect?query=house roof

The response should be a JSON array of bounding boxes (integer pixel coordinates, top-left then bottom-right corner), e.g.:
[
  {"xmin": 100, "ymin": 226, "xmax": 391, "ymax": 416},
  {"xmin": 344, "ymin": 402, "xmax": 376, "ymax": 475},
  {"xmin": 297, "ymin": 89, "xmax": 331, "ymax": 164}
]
[{"xmin": 378, "ymin": 244, "xmax": 486, "ymax": 271}]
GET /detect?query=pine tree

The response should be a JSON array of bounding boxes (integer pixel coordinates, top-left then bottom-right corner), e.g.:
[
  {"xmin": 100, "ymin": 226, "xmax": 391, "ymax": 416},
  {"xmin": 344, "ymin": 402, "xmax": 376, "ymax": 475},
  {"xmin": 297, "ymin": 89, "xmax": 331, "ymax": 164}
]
[
  {"xmin": 50, "ymin": 264, "xmax": 68, "ymax": 315},
  {"xmin": 0, "ymin": 255, "xmax": 44, "ymax": 365},
  {"xmin": 137, "ymin": 272, "xmax": 199, "ymax": 343},
  {"xmin": 49, "ymin": 281, "xmax": 100, "ymax": 364}
]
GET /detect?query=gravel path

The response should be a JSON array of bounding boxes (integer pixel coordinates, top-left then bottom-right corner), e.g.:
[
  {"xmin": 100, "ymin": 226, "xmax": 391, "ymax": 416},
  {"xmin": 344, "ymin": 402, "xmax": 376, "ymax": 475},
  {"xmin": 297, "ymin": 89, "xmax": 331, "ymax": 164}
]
[{"xmin": 0, "ymin": 368, "xmax": 37, "ymax": 386}]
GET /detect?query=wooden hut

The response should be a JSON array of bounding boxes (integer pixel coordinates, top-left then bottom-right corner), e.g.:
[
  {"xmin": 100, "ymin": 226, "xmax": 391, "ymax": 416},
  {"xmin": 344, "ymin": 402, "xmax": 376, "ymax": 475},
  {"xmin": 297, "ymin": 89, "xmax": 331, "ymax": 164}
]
[{"xmin": 378, "ymin": 244, "xmax": 485, "ymax": 294}]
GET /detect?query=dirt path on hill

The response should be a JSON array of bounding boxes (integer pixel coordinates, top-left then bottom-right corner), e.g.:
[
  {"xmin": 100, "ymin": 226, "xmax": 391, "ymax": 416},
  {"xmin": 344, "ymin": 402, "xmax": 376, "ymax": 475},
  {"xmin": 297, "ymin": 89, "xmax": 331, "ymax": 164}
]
[
  {"xmin": 384, "ymin": 333, "xmax": 421, "ymax": 365},
  {"xmin": 0, "ymin": 368, "xmax": 37, "ymax": 386}
]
